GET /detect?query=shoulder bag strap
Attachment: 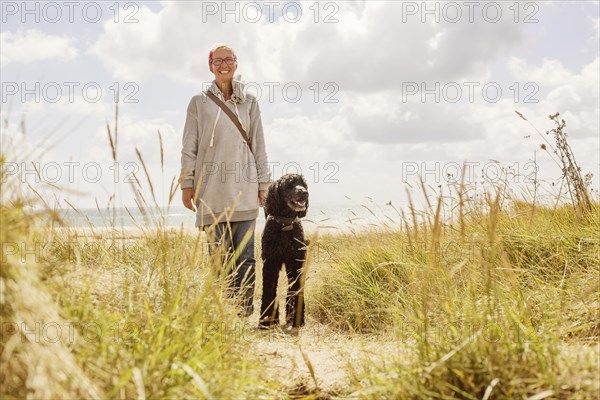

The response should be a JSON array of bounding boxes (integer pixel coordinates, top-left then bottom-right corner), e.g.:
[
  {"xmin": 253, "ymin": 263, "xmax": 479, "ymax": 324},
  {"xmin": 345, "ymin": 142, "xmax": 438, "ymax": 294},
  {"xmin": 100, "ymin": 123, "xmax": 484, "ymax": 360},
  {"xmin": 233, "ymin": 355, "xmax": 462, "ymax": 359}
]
[{"xmin": 206, "ymin": 91, "xmax": 251, "ymax": 147}]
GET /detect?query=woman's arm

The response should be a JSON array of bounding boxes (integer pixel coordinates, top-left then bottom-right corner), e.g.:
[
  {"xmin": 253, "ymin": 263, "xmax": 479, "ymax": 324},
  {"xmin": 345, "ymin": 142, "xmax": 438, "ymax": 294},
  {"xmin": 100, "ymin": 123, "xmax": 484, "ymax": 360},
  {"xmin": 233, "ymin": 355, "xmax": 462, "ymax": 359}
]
[
  {"xmin": 180, "ymin": 97, "xmax": 200, "ymax": 210},
  {"xmin": 249, "ymin": 99, "xmax": 271, "ymax": 193}
]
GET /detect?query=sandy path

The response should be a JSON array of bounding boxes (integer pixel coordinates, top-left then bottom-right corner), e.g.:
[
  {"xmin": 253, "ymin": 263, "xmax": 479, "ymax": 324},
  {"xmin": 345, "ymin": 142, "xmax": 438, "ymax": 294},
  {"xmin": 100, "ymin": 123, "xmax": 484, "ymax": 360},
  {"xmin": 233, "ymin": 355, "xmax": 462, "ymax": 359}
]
[{"xmin": 247, "ymin": 320, "xmax": 407, "ymax": 398}]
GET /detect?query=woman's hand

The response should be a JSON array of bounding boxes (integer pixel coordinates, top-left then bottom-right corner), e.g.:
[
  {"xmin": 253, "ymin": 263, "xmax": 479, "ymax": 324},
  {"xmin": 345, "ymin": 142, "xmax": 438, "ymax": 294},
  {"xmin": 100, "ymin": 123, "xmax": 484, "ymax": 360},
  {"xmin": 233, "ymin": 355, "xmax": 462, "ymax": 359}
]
[
  {"xmin": 258, "ymin": 190, "xmax": 266, "ymax": 207},
  {"xmin": 182, "ymin": 188, "xmax": 196, "ymax": 211}
]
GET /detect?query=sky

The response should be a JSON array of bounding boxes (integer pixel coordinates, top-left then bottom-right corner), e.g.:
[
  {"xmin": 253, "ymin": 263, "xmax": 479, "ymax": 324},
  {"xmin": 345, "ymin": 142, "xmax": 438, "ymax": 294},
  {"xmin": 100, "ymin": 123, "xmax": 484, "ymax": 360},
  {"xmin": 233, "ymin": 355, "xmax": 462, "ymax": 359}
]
[{"xmin": 1, "ymin": 0, "xmax": 599, "ymax": 211}]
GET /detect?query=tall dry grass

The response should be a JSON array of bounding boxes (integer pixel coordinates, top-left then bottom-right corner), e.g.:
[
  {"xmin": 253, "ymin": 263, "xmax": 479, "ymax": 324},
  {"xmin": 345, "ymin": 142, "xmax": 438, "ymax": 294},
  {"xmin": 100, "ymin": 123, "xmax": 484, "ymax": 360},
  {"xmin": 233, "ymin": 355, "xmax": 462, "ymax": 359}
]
[
  {"xmin": 309, "ymin": 161, "xmax": 598, "ymax": 398},
  {"xmin": 1, "ymin": 109, "xmax": 598, "ymax": 399},
  {"xmin": 305, "ymin": 112, "xmax": 598, "ymax": 399},
  {"xmin": 0, "ymin": 112, "xmax": 277, "ymax": 399}
]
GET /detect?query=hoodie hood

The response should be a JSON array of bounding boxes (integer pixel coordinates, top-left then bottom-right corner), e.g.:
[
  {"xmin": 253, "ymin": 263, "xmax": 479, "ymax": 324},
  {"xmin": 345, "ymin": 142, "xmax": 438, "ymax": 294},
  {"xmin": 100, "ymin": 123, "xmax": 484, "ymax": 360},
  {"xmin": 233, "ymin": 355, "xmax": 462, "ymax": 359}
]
[{"xmin": 208, "ymin": 74, "xmax": 247, "ymax": 104}]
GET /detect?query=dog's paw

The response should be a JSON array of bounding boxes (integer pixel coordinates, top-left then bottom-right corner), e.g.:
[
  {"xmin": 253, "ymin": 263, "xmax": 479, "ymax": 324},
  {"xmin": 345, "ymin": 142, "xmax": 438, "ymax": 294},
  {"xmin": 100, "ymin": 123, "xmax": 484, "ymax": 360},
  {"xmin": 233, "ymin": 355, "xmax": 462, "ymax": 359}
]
[
  {"xmin": 283, "ymin": 325, "xmax": 300, "ymax": 336},
  {"xmin": 258, "ymin": 318, "xmax": 278, "ymax": 330}
]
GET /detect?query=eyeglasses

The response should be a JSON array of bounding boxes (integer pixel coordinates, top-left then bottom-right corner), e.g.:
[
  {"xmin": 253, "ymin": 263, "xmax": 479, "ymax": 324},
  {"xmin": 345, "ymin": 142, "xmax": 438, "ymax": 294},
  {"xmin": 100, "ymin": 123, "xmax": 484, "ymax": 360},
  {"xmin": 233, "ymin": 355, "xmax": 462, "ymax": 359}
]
[{"xmin": 212, "ymin": 57, "xmax": 237, "ymax": 66}]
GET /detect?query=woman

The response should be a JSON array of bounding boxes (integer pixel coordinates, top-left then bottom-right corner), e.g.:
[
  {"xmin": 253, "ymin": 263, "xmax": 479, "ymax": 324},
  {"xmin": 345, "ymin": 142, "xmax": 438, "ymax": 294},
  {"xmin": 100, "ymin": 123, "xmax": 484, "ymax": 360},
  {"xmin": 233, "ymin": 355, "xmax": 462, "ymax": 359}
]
[{"xmin": 180, "ymin": 43, "xmax": 271, "ymax": 316}]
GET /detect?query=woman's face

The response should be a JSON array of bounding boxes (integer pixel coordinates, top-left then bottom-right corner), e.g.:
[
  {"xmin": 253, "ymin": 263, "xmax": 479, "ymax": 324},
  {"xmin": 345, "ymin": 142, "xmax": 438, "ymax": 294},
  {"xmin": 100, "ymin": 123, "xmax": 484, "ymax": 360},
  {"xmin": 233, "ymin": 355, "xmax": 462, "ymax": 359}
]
[{"xmin": 211, "ymin": 48, "xmax": 237, "ymax": 81}]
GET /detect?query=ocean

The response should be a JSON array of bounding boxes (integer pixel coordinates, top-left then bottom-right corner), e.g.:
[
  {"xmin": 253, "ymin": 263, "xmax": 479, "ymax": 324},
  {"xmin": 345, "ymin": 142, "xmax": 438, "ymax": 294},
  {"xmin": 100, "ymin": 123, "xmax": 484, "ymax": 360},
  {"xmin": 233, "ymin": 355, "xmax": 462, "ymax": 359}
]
[{"xmin": 59, "ymin": 203, "xmax": 404, "ymax": 233}]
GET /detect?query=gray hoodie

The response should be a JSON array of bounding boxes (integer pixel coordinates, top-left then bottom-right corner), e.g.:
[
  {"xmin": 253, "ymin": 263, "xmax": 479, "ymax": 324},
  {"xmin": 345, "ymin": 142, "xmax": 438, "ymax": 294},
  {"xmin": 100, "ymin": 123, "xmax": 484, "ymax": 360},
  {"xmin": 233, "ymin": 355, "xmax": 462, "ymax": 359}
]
[{"xmin": 180, "ymin": 77, "xmax": 271, "ymax": 227}]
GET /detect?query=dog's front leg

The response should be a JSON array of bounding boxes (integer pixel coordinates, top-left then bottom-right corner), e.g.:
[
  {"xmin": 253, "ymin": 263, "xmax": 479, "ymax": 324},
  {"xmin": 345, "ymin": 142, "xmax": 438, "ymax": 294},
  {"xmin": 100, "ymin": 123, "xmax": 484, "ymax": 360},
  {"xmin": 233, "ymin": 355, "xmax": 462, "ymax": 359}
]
[
  {"xmin": 284, "ymin": 258, "xmax": 306, "ymax": 328},
  {"xmin": 259, "ymin": 258, "xmax": 281, "ymax": 328}
]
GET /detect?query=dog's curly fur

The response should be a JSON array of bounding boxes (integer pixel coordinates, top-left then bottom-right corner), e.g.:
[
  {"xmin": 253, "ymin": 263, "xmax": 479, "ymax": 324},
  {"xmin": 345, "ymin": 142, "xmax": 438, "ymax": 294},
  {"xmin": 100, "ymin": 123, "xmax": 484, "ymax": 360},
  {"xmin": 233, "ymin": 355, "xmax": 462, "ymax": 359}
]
[{"xmin": 259, "ymin": 174, "xmax": 309, "ymax": 328}]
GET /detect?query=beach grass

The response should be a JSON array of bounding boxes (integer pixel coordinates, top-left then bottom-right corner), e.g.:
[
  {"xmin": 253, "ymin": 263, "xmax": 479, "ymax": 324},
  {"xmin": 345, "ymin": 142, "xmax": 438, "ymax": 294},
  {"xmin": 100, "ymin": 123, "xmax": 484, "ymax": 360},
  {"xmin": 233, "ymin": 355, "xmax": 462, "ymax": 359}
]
[
  {"xmin": 2, "ymin": 110, "xmax": 599, "ymax": 399},
  {"xmin": 309, "ymin": 198, "xmax": 599, "ymax": 399},
  {"xmin": 3, "ymin": 175, "xmax": 598, "ymax": 399}
]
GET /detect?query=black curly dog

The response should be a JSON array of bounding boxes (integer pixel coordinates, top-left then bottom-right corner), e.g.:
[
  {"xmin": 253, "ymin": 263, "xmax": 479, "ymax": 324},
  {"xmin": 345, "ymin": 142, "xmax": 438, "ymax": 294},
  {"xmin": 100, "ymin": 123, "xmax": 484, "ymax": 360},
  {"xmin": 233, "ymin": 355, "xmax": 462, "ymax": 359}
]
[{"xmin": 259, "ymin": 174, "xmax": 309, "ymax": 329}]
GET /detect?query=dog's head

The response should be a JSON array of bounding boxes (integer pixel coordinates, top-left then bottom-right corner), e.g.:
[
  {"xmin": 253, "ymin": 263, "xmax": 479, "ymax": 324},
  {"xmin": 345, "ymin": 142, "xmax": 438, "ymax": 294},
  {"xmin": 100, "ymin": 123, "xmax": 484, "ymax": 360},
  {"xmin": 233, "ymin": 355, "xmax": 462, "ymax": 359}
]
[{"xmin": 265, "ymin": 174, "xmax": 309, "ymax": 218}]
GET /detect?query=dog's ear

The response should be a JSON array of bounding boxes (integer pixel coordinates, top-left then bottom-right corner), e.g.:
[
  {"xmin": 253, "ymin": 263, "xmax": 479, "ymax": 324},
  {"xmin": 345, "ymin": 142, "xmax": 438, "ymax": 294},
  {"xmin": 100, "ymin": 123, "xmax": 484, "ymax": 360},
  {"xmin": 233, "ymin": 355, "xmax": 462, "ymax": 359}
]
[
  {"xmin": 299, "ymin": 174, "xmax": 308, "ymax": 190},
  {"xmin": 297, "ymin": 175, "xmax": 309, "ymax": 218},
  {"xmin": 264, "ymin": 180, "xmax": 281, "ymax": 216}
]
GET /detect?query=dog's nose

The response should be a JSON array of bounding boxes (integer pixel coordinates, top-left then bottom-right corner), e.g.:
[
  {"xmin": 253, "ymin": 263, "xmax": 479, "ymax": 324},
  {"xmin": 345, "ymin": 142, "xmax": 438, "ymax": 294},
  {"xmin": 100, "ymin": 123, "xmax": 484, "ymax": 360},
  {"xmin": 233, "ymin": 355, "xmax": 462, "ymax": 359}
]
[{"xmin": 296, "ymin": 185, "xmax": 307, "ymax": 195}]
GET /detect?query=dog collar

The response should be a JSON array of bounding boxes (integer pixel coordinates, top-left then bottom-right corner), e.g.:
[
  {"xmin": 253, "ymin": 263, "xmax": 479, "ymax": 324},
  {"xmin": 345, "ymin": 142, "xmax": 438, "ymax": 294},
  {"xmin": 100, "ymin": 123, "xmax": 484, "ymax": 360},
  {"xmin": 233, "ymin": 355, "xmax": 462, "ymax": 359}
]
[{"xmin": 267, "ymin": 215, "xmax": 299, "ymax": 232}]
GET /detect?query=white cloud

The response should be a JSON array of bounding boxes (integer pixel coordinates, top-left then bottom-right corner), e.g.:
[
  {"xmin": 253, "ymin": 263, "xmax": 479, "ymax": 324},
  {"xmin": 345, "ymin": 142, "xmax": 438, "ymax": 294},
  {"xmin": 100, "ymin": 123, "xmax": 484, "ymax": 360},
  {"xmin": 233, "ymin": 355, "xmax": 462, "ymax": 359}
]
[
  {"xmin": 265, "ymin": 114, "xmax": 353, "ymax": 164},
  {"xmin": 89, "ymin": 1, "xmax": 526, "ymax": 91},
  {"xmin": 260, "ymin": 54, "xmax": 599, "ymax": 198},
  {"xmin": 92, "ymin": 115, "xmax": 178, "ymax": 167},
  {"xmin": 0, "ymin": 122, "xmax": 40, "ymax": 162},
  {"xmin": 0, "ymin": 121, "xmax": 57, "ymax": 203},
  {"xmin": 1, "ymin": 94, "xmax": 113, "ymax": 155},
  {"xmin": 341, "ymin": 90, "xmax": 483, "ymax": 143},
  {"xmin": 509, "ymin": 56, "xmax": 599, "ymax": 139},
  {"xmin": 444, "ymin": 55, "xmax": 600, "ymax": 188},
  {"xmin": 508, "ymin": 57, "xmax": 574, "ymax": 86},
  {"xmin": 16, "ymin": 115, "xmax": 182, "ymax": 209},
  {"xmin": 0, "ymin": 29, "xmax": 78, "ymax": 66},
  {"xmin": 6, "ymin": 1, "xmax": 596, "ymax": 208}
]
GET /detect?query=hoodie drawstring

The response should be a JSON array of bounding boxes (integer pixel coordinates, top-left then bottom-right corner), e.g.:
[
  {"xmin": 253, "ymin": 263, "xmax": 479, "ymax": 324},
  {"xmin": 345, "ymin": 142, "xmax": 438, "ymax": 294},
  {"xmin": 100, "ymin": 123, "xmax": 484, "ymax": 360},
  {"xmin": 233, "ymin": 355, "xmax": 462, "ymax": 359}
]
[
  {"xmin": 210, "ymin": 107, "xmax": 221, "ymax": 147},
  {"xmin": 209, "ymin": 87, "xmax": 246, "ymax": 148}
]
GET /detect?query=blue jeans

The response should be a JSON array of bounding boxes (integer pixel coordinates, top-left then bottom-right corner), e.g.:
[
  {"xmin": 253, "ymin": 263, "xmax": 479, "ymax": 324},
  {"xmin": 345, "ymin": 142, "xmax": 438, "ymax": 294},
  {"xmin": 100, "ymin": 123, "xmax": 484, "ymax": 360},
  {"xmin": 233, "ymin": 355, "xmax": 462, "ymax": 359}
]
[{"xmin": 205, "ymin": 220, "xmax": 256, "ymax": 311}]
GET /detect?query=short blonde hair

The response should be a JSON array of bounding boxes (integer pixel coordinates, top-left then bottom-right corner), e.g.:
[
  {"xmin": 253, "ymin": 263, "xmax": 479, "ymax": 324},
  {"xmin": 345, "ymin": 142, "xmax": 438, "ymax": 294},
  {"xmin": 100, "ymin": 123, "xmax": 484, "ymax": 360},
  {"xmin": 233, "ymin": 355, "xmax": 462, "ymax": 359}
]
[
  {"xmin": 210, "ymin": 43, "xmax": 236, "ymax": 56},
  {"xmin": 208, "ymin": 43, "xmax": 237, "ymax": 71}
]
